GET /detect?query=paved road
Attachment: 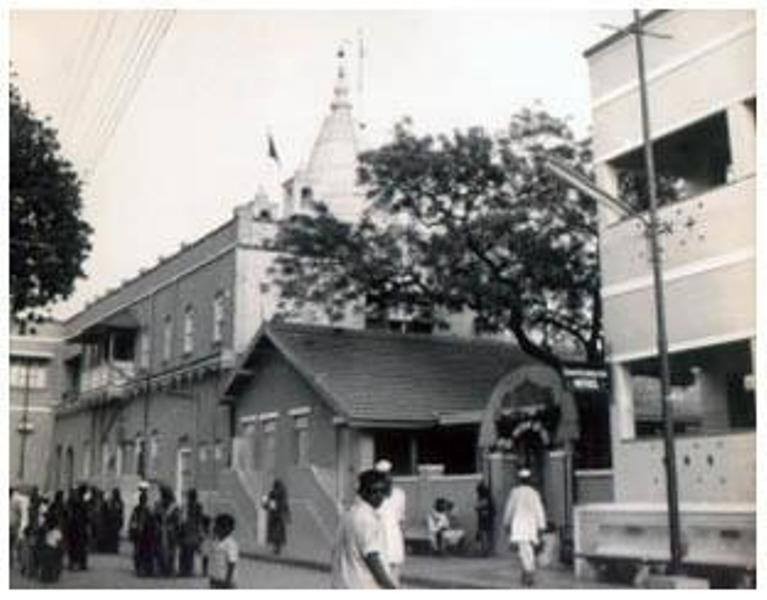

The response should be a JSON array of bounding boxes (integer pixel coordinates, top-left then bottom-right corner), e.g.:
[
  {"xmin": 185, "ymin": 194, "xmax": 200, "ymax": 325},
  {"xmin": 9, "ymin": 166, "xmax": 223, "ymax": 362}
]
[{"xmin": 10, "ymin": 551, "xmax": 330, "ymax": 589}]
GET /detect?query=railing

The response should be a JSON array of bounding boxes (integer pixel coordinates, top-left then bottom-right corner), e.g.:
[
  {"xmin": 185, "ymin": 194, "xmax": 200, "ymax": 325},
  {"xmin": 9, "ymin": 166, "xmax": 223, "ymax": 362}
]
[
  {"xmin": 78, "ymin": 360, "xmax": 136, "ymax": 396},
  {"xmin": 601, "ymin": 175, "xmax": 755, "ymax": 286}
]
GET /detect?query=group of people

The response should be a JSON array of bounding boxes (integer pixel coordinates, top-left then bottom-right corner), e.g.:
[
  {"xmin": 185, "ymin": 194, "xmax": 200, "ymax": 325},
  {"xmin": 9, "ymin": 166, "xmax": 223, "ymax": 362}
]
[
  {"xmin": 9, "ymin": 483, "xmax": 124, "ymax": 584},
  {"xmin": 11, "ymin": 464, "xmax": 547, "ymax": 589},
  {"xmin": 128, "ymin": 484, "xmax": 207, "ymax": 578},
  {"xmin": 330, "ymin": 460, "xmax": 547, "ymax": 588},
  {"xmin": 127, "ymin": 483, "xmax": 242, "ymax": 589}
]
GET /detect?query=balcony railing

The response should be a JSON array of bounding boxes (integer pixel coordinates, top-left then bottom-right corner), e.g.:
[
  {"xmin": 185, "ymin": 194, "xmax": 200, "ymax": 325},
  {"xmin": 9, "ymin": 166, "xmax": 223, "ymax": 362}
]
[
  {"xmin": 601, "ymin": 175, "xmax": 755, "ymax": 287},
  {"xmin": 79, "ymin": 360, "xmax": 136, "ymax": 397}
]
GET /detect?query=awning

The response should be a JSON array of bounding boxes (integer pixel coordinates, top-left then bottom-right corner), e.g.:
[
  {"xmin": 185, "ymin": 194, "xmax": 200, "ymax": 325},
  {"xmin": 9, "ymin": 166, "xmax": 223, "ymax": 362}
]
[{"xmin": 68, "ymin": 310, "xmax": 140, "ymax": 343}]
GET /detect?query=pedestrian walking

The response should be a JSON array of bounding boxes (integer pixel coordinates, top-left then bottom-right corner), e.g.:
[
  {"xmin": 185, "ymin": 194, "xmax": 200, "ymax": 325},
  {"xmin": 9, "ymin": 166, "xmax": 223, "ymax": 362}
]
[
  {"xmin": 178, "ymin": 488, "xmax": 204, "ymax": 577},
  {"xmin": 502, "ymin": 468, "xmax": 546, "ymax": 587},
  {"xmin": 105, "ymin": 488, "xmax": 124, "ymax": 554},
  {"xmin": 263, "ymin": 479, "xmax": 290, "ymax": 555},
  {"xmin": 330, "ymin": 469, "xmax": 397, "ymax": 589},
  {"xmin": 475, "ymin": 481, "xmax": 496, "ymax": 556},
  {"xmin": 128, "ymin": 487, "xmax": 154, "ymax": 577},
  {"xmin": 65, "ymin": 484, "xmax": 90, "ymax": 571},
  {"xmin": 154, "ymin": 485, "xmax": 180, "ymax": 576},
  {"xmin": 208, "ymin": 513, "xmax": 238, "ymax": 589},
  {"xmin": 375, "ymin": 459, "xmax": 406, "ymax": 585}
]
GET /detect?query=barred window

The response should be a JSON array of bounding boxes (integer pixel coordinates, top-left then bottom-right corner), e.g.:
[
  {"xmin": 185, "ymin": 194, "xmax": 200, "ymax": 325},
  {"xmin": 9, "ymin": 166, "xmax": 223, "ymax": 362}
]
[
  {"xmin": 183, "ymin": 305, "xmax": 195, "ymax": 354},
  {"xmin": 163, "ymin": 315, "xmax": 173, "ymax": 362},
  {"xmin": 213, "ymin": 292, "xmax": 226, "ymax": 344}
]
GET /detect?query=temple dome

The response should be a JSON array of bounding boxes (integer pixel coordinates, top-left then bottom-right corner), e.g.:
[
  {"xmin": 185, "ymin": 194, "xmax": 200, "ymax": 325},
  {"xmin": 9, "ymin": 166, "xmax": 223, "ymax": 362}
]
[{"xmin": 295, "ymin": 49, "xmax": 365, "ymax": 223}]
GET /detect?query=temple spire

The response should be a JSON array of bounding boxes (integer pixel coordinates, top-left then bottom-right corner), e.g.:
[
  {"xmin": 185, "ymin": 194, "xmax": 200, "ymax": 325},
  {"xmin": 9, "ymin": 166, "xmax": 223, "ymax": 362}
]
[{"xmin": 331, "ymin": 45, "xmax": 351, "ymax": 111}]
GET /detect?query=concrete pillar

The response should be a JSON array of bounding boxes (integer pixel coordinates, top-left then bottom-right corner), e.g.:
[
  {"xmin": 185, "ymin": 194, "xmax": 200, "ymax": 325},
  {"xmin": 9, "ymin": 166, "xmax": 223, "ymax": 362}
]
[
  {"xmin": 698, "ymin": 369, "xmax": 730, "ymax": 431},
  {"xmin": 726, "ymin": 101, "xmax": 756, "ymax": 180},
  {"xmin": 357, "ymin": 431, "xmax": 375, "ymax": 471},
  {"xmin": 609, "ymin": 362, "xmax": 634, "ymax": 503},
  {"xmin": 610, "ymin": 362, "xmax": 635, "ymax": 442}
]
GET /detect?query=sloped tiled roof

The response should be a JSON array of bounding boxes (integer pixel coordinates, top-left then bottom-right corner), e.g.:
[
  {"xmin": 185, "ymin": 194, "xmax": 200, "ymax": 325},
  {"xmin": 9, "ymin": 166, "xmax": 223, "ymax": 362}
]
[{"xmin": 226, "ymin": 321, "xmax": 537, "ymax": 424}]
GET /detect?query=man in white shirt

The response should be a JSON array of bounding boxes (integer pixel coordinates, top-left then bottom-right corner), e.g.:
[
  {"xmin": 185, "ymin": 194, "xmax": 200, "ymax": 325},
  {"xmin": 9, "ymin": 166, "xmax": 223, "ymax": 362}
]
[
  {"xmin": 502, "ymin": 468, "xmax": 546, "ymax": 587},
  {"xmin": 375, "ymin": 459, "xmax": 406, "ymax": 585},
  {"xmin": 331, "ymin": 469, "xmax": 397, "ymax": 589}
]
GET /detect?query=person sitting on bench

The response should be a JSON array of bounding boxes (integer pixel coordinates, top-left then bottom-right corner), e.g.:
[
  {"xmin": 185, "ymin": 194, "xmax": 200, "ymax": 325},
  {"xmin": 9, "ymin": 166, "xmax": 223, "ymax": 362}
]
[{"xmin": 427, "ymin": 498, "xmax": 465, "ymax": 554}]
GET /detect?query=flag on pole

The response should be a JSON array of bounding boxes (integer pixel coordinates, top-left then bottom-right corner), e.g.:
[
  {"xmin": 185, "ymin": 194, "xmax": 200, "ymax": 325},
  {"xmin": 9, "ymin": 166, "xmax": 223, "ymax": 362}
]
[{"xmin": 267, "ymin": 132, "xmax": 280, "ymax": 166}]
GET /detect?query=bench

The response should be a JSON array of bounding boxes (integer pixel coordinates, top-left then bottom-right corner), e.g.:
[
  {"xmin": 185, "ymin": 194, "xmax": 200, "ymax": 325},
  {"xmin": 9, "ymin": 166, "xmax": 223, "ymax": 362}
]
[{"xmin": 404, "ymin": 527, "xmax": 432, "ymax": 555}]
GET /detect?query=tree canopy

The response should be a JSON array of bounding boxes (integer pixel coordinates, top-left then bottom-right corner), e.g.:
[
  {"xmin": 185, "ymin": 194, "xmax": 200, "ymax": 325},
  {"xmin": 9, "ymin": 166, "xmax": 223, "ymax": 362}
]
[
  {"xmin": 9, "ymin": 79, "xmax": 92, "ymax": 316},
  {"xmin": 271, "ymin": 108, "xmax": 602, "ymax": 372}
]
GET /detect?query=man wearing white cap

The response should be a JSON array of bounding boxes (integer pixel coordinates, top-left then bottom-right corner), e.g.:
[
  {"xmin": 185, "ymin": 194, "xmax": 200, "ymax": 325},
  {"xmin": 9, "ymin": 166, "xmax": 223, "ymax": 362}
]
[
  {"xmin": 502, "ymin": 468, "xmax": 546, "ymax": 587},
  {"xmin": 374, "ymin": 459, "xmax": 406, "ymax": 585}
]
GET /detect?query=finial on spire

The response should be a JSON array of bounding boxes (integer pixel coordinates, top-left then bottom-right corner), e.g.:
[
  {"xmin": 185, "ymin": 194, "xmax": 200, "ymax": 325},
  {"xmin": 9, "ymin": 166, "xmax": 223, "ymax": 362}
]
[{"xmin": 331, "ymin": 43, "xmax": 351, "ymax": 111}]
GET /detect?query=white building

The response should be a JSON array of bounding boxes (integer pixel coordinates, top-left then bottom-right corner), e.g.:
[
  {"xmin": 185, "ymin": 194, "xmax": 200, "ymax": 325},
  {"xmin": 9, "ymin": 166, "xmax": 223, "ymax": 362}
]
[{"xmin": 574, "ymin": 10, "xmax": 756, "ymax": 581}]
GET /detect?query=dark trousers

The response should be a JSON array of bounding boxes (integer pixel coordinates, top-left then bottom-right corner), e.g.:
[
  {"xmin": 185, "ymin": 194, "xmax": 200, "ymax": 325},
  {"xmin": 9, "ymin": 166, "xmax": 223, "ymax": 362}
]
[
  {"xmin": 133, "ymin": 540, "xmax": 155, "ymax": 577},
  {"xmin": 178, "ymin": 544, "xmax": 196, "ymax": 576},
  {"xmin": 156, "ymin": 545, "xmax": 176, "ymax": 576},
  {"xmin": 39, "ymin": 546, "xmax": 63, "ymax": 583}
]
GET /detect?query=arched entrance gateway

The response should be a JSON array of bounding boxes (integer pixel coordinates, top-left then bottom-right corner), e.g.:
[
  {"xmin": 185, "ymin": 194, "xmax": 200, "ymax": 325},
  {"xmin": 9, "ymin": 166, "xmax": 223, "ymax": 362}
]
[{"xmin": 478, "ymin": 364, "xmax": 581, "ymax": 561}]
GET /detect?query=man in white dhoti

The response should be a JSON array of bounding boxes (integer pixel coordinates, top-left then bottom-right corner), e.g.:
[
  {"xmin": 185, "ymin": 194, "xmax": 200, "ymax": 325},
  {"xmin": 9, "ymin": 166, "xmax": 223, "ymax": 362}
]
[{"xmin": 502, "ymin": 468, "xmax": 546, "ymax": 587}]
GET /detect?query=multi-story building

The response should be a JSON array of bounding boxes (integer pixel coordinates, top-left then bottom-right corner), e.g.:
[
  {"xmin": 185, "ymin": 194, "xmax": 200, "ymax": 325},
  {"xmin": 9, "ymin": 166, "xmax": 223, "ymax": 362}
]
[
  {"xmin": 9, "ymin": 319, "xmax": 66, "ymax": 489},
  {"xmin": 47, "ymin": 50, "xmax": 477, "ymax": 507},
  {"xmin": 49, "ymin": 53, "xmax": 368, "ymax": 505},
  {"xmin": 575, "ymin": 10, "xmax": 755, "ymax": 580}
]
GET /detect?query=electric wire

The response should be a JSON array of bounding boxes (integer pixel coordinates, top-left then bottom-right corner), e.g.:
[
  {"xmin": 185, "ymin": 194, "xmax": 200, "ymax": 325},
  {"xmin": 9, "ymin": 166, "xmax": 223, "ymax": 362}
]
[
  {"xmin": 66, "ymin": 11, "xmax": 120, "ymax": 158},
  {"xmin": 60, "ymin": 11, "xmax": 102, "ymax": 134},
  {"xmin": 79, "ymin": 11, "xmax": 160, "ymax": 173},
  {"xmin": 86, "ymin": 11, "xmax": 175, "ymax": 176}
]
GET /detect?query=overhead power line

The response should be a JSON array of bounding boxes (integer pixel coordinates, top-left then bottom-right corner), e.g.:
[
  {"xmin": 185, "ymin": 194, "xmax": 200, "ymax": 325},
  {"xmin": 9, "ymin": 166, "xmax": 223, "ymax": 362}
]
[
  {"xmin": 79, "ymin": 11, "xmax": 160, "ymax": 169},
  {"xmin": 60, "ymin": 11, "xmax": 103, "ymax": 134},
  {"xmin": 84, "ymin": 10, "xmax": 177, "ymax": 178},
  {"xmin": 69, "ymin": 11, "xmax": 119, "ymax": 141}
]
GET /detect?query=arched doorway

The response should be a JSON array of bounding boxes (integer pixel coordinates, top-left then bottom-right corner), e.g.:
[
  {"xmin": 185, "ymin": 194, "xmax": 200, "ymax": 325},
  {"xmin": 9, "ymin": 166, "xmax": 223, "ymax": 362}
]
[
  {"xmin": 479, "ymin": 364, "xmax": 580, "ymax": 562},
  {"xmin": 479, "ymin": 365, "xmax": 579, "ymax": 462}
]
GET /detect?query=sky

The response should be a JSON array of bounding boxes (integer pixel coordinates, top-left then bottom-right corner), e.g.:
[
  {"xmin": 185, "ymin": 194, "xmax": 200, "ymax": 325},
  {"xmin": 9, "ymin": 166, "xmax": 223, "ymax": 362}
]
[{"xmin": 9, "ymin": 4, "xmax": 638, "ymax": 320}]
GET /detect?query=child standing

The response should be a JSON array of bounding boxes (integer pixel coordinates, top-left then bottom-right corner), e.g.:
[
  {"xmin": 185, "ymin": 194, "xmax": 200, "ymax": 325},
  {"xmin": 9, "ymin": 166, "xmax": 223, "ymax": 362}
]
[{"xmin": 209, "ymin": 514, "xmax": 238, "ymax": 589}]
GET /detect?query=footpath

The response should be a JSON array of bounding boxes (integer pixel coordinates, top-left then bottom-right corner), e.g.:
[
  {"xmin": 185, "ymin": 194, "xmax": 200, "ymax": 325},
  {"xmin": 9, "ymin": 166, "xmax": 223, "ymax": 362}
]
[{"xmin": 241, "ymin": 547, "xmax": 622, "ymax": 589}]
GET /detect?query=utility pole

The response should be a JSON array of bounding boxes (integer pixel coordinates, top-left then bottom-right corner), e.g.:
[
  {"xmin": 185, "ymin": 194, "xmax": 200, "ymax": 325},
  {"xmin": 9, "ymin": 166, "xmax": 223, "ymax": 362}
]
[
  {"xmin": 632, "ymin": 9, "xmax": 682, "ymax": 574},
  {"xmin": 543, "ymin": 10, "xmax": 682, "ymax": 573},
  {"xmin": 16, "ymin": 359, "xmax": 32, "ymax": 482}
]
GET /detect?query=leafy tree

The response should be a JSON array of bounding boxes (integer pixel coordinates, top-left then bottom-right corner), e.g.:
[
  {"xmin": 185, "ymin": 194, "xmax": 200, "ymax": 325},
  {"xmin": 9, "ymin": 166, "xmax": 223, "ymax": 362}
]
[
  {"xmin": 272, "ymin": 108, "xmax": 602, "ymax": 372},
  {"xmin": 9, "ymin": 79, "xmax": 92, "ymax": 316}
]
